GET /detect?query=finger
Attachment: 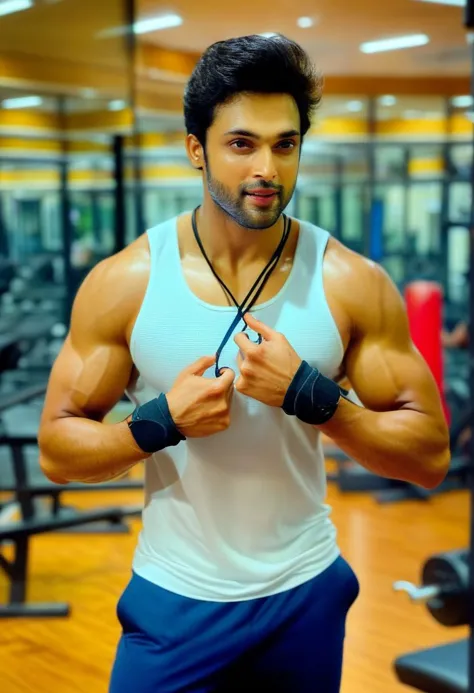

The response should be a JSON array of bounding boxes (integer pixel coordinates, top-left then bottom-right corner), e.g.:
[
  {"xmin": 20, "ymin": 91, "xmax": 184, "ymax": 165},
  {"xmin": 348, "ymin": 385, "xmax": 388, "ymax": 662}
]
[
  {"xmin": 243, "ymin": 313, "xmax": 274, "ymax": 341},
  {"xmin": 236, "ymin": 350, "xmax": 244, "ymax": 371},
  {"xmin": 234, "ymin": 375, "xmax": 245, "ymax": 393},
  {"xmin": 187, "ymin": 354, "xmax": 216, "ymax": 376},
  {"xmin": 234, "ymin": 332, "xmax": 258, "ymax": 355},
  {"xmin": 221, "ymin": 371, "xmax": 236, "ymax": 405},
  {"xmin": 217, "ymin": 367, "xmax": 236, "ymax": 389}
]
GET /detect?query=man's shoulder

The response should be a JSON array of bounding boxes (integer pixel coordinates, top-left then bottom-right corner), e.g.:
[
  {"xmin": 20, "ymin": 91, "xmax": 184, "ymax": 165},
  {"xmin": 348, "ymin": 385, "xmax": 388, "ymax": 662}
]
[
  {"xmin": 296, "ymin": 219, "xmax": 380, "ymax": 280},
  {"xmin": 323, "ymin": 237, "xmax": 397, "ymax": 336},
  {"xmin": 71, "ymin": 235, "xmax": 151, "ymax": 341},
  {"xmin": 324, "ymin": 236, "xmax": 382, "ymax": 286}
]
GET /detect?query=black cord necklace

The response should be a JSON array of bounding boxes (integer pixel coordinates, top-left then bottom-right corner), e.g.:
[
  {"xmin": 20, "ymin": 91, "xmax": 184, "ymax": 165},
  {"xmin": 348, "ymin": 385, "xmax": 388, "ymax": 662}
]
[{"xmin": 191, "ymin": 207, "xmax": 292, "ymax": 377}]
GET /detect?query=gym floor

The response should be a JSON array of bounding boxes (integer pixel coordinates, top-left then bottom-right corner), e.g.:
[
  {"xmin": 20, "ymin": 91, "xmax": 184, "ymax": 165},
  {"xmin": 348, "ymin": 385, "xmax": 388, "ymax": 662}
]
[{"xmin": 1, "ymin": 460, "xmax": 468, "ymax": 693}]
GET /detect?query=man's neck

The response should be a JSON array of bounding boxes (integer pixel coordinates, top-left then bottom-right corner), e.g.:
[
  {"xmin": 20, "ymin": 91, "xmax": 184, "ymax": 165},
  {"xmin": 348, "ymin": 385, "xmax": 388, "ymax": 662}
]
[{"xmin": 195, "ymin": 199, "xmax": 285, "ymax": 271}]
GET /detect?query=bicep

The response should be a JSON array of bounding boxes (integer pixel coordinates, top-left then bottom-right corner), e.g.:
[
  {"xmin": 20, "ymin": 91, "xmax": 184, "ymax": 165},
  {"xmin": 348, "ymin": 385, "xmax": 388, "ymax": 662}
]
[
  {"xmin": 40, "ymin": 262, "xmax": 134, "ymax": 426},
  {"xmin": 344, "ymin": 268, "xmax": 444, "ymax": 418},
  {"xmin": 345, "ymin": 333, "xmax": 443, "ymax": 418},
  {"xmin": 41, "ymin": 334, "xmax": 133, "ymax": 425}
]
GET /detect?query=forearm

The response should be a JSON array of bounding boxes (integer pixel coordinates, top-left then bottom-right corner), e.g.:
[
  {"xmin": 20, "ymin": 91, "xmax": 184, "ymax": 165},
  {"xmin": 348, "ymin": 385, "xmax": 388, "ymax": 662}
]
[
  {"xmin": 319, "ymin": 399, "xmax": 450, "ymax": 488},
  {"xmin": 39, "ymin": 416, "xmax": 145, "ymax": 484}
]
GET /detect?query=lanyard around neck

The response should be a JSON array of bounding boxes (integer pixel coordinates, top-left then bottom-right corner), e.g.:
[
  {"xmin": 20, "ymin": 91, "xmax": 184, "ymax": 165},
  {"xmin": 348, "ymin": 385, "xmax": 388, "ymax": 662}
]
[{"xmin": 191, "ymin": 207, "xmax": 292, "ymax": 377}]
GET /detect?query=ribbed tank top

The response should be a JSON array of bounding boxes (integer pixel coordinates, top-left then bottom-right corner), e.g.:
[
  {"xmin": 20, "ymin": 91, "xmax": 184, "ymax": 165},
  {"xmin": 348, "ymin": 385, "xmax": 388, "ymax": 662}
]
[{"xmin": 126, "ymin": 214, "xmax": 345, "ymax": 601}]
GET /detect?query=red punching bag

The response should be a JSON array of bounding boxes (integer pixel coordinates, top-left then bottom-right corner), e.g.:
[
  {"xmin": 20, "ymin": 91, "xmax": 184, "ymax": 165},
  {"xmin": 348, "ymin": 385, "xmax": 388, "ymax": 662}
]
[{"xmin": 405, "ymin": 281, "xmax": 449, "ymax": 423}]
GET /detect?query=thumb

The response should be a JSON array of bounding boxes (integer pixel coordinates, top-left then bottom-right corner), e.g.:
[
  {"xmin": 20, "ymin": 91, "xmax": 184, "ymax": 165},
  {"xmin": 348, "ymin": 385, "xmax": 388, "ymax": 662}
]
[
  {"xmin": 187, "ymin": 354, "xmax": 216, "ymax": 377},
  {"xmin": 218, "ymin": 367, "xmax": 236, "ymax": 386}
]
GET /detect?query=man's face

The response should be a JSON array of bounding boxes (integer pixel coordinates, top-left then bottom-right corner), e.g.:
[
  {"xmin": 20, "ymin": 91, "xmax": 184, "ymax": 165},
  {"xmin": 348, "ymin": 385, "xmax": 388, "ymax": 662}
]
[{"xmin": 192, "ymin": 93, "xmax": 301, "ymax": 230}]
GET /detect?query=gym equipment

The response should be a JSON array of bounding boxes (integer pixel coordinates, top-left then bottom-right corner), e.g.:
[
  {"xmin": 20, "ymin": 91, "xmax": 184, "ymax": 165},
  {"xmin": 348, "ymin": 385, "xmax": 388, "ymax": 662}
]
[
  {"xmin": 394, "ymin": 640, "xmax": 468, "ymax": 693},
  {"xmin": 0, "ymin": 252, "xmax": 68, "ymax": 390},
  {"xmin": 393, "ymin": 9, "xmax": 474, "ymax": 689},
  {"xmin": 0, "ymin": 255, "xmax": 67, "ymax": 382},
  {"xmin": 405, "ymin": 281, "xmax": 448, "ymax": 421},
  {"xmin": 394, "ymin": 550, "xmax": 468, "ymax": 628},
  {"xmin": 392, "ymin": 551, "xmax": 470, "ymax": 691},
  {"xmin": 0, "ymin": 384, "xmax": 143, "ymax": 618}
]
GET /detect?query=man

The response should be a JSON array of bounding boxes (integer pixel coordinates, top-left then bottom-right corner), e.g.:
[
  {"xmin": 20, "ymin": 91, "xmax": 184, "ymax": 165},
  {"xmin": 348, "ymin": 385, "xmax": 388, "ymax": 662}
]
[{"xmin": 38, "ymin": 34, "xmax": 450, "ymax": 693}]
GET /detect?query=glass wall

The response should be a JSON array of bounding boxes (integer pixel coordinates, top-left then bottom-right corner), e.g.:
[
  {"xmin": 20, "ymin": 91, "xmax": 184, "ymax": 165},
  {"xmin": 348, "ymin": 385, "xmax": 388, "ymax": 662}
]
[{"xmin": 0, "ymin": 0, "xmax": 135, "ymax": 393}]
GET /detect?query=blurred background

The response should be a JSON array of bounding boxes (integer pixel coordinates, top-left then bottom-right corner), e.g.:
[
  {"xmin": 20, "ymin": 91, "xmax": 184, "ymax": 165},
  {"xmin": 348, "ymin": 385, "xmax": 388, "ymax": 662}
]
[
  {"xmin": 0, "ymin": 0, "xmax": 472, "ymax": 338},
  {"xmin": 0, "ymin": 1, "xmax": 473, "ymax": 692}
]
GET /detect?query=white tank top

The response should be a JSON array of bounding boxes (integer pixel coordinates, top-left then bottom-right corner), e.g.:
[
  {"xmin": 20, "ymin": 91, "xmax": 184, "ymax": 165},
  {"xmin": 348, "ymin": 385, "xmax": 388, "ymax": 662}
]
[{"xmin": 127, "ymin": 214, "xmax": 344, "ymax": 601}]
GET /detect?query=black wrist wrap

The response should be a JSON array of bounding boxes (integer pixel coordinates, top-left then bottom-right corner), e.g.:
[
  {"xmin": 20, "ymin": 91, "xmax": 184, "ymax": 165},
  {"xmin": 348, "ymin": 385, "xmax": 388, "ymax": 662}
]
[
  {"xmin": 128, "ymin": 393, "xmax": 186, "ymax": 454},
  {"xmin": 282, "ymin": 360, "xmax": 342, "ymax": 425}
]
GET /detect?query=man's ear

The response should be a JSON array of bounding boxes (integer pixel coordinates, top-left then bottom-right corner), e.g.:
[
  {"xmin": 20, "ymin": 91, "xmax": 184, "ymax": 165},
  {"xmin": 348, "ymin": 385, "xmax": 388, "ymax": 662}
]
[{"xmin": 185, "ymin": 134, "xmax": 204, "ymax": 171}]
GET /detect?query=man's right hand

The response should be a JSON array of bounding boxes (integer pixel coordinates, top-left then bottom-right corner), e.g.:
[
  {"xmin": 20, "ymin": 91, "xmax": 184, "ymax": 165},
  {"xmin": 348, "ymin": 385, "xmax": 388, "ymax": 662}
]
[{"xmin": 166, "ymin": 355, "xmax": 235, "ymax": 438}]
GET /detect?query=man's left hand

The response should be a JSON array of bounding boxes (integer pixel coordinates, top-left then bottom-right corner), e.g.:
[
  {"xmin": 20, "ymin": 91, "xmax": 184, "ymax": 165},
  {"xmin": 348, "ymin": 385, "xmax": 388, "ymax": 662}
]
[{"xmin": 233, "ymin": 313, "xmax": 303, "ymax": 407}]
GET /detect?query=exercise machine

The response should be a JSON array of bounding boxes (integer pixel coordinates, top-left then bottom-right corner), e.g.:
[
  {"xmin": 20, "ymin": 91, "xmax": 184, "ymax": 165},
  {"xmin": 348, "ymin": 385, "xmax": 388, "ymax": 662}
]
[
  {"xmin": 389, "ymin": 2, "xmax": 474, "ymax": 688},
  {"xmin": 393, "ymin": 550, "xmax": 469, "ymax": 692}
]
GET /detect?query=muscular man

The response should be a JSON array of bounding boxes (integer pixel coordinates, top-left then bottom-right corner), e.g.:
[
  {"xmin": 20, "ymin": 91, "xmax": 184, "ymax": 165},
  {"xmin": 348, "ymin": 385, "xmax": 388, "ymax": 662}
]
[{"xmin": 38, "ymin": 34, "xmax": 450, "ymax": 693}]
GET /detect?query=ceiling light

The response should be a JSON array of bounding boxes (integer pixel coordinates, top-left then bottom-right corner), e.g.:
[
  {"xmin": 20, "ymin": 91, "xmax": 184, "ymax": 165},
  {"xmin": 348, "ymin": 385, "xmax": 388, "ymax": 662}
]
[
  {"xmin": 259, "ymin": 32, "xmax": 279, "ymax": 38},
  {"xmin": 109, "ymin": 100, "xmax": 126, "ymax": 111},
  {"xmin": 414, "ymin": 0, "xmax": 465, "ymax": 6},
  {"xmin": 360, "ymin": 34, "xmax": 430, "ymax": 54},
  {"xmin": 379, "ymin": 95, "xmax": 397, "ymax": 106},
  {"xmin": 297, "ymin": 17, "xmax": 314, "ymax": 28},
  {"xmin": 0, "ymin": 0, "xmax": 33, "ymax": 18},
  {"xmin": 2, "ymin": 95, "xmax": 42, "ymax": 109},
  {"xmin": 451, "ymin": 95, "xmax": 474, "ymax": 108},
  {"xmin": 133, "ymin": 13, "xmax": 182, "ymax": 35},
  {"xmin": 347, "ymin": 100, "xmax": 364, "ymax": 112}
]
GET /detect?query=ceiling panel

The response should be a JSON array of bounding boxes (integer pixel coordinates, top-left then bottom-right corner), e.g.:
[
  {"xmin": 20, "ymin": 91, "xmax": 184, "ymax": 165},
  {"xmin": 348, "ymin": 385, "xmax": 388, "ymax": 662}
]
[
  {"xmin": 0, "ymin": 0, "xmax": 130, "ymax": 68},
  {"xmin": 137, "ymin": 0, "xmax": 470, "ymax": 75}
]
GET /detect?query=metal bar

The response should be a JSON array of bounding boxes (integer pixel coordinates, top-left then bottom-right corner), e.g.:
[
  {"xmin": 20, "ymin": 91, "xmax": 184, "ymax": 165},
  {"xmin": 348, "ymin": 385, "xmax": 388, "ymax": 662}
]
[
  {"xmin": 0, "ymin": 552, "xmax": 13, "ymax": 578},
  {"xmin": 10, "ymin": 537, "xmax": 28, "ymax": 604},
  {"xmin": 0, "ymin": 383, "xmax": 47, "ymax": 413},
  {"xmin": 58, "ymin": 96, "xmax": 74, "ymax": 326},
  {"xmin": 365, "ymin": 97, "xmax": 377, "ymax": 258},
  {"xmin": 90, "ymin": 191, "xmax": 102, "ymax": 249},
  {"xmin": 0, "ymin": 436, "xmax": 38, "ymax": 446},
  {"xmin": 12, "ymin": 445, "xmax": 35, "ymax": 519},
  {"xmin": 113, "ymin": 135, "xmax": 126, "ymax": 254},
  {"xmin": 440, "ymin": 97, "xmax": 452, "ymax": 300},
  {"xmin": 0, "ymin": 506, "xmax": 126, "ymax": 539}
]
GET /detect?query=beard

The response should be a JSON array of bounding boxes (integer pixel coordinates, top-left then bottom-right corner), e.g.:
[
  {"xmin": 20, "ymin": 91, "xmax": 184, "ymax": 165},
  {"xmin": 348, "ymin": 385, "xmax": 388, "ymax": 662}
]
[{"xmin": 205, "ymin": 162, "xmax": 295, "ymax": 231}]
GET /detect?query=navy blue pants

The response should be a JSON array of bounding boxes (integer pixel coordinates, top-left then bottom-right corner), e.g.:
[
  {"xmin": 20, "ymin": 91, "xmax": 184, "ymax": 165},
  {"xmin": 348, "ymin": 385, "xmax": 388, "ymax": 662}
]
[{"xmin": 109, "ymin": 556, "xmax": 359, "ymax": 693}]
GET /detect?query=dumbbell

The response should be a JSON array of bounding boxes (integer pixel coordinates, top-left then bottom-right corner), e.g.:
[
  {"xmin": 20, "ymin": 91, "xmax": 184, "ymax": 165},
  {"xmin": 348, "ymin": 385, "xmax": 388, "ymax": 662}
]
[{"xmin": 393, "ymin": 549, "xmax": 468, "ymax": 627}]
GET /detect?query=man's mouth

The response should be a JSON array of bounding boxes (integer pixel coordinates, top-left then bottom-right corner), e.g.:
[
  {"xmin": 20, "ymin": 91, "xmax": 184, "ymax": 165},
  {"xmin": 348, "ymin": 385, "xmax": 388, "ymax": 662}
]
[{"xmin": 246, "ymin": 189, "xmax": 278, "ymax": 197}]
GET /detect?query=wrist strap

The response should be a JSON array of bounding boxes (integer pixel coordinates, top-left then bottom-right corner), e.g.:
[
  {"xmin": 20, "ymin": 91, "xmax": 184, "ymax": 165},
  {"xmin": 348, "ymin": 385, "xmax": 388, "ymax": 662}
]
[
  {"xmin": 128, "ymin": 393, "xmax": 186, "ymax": 454},
  {"xmin": 282, "ymin": 361, "xmax": 343, "ymax": 425}
]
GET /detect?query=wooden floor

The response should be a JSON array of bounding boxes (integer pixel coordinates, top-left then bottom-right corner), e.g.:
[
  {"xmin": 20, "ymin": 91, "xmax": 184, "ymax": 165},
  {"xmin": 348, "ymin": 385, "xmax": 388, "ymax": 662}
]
[{"xmin": 1, "ymin": 472, "xmax": 469, "ymax": 693}]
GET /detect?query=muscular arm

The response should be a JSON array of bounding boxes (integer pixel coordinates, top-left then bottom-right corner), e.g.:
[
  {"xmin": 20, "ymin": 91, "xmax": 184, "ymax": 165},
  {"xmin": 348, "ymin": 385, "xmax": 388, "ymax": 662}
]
[
  {"xmin": 38, "ymin": 242, "xmax": 149, "ymax": 484},
  {"xmin": 320, "ymin": 259, "xmax": 450, "ymax": 489}
]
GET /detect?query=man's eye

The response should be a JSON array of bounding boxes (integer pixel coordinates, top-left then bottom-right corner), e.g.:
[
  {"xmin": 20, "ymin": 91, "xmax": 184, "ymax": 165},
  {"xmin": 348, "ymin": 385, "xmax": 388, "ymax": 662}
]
[{"xmin": 231, "ymin": 140, "xmax": 251, "ymax": 149}]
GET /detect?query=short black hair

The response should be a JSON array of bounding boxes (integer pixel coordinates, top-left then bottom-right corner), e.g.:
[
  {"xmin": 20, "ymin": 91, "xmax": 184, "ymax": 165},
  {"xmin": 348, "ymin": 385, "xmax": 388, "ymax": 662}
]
[{"xmin": 184, "ymin": 34, "xmax": 322, "ymax": 147}]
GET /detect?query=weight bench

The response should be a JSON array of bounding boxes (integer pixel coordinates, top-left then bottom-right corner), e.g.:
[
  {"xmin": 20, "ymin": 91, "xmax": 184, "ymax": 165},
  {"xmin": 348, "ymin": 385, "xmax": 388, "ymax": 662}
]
[
  {"xmin": 0, "ymin": 383, "xmax": 142, "ymax": 618},
  {"xmin": 394, "ymin": 639, "xmax": 468, "ymax": 693}
]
